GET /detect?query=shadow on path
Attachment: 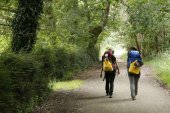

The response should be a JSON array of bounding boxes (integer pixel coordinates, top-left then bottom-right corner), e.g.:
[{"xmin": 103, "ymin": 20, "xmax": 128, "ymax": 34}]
[
  {"xmin": 78, "ymin": 96, "xmax": 106, "ymax": 100},
  {"xmin": 102, "ymin": 98, "xmax": 131, "ymax": 103}
]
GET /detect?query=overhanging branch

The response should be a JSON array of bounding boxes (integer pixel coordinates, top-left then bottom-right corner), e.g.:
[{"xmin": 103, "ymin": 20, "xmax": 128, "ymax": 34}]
[{"xmin": 101, "ymin": 0, "xmax": 110, "ymax": 29}]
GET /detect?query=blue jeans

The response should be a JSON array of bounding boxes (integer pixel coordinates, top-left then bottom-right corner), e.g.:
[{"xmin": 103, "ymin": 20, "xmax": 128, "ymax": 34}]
[{"xmin": 128, "ymin": 73, "xmax": 140, "ymax": 97}]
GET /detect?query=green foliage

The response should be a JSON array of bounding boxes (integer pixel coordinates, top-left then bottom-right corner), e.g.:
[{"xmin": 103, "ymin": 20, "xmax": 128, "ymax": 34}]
[
  {"xmin": 0, "ymin": 44, "xmax": 94, "ymax": 112},
  {"xmin": 0, "ymin": 53, "xmax": 51, "ymax": 113},
  {"xmin": 35, "ymin": 45, "xmax": 94, "ymax": 80},
  {"xmin": 119, "ymin": 0, "xmax": 170, "ymax": 56},
  {"xmin": 0, "ymin": 36, "xmax": 10, "ymax": 52},
  {"xmin": 147, "ymin": 52, "xmax": 170, "ymax": 87},
  {"xmin": 11, "ymin": 0, "xmax": 43, "ymax": 53},
  {"xmin": 0, "ymin": 0, "xmax": 120, "ymax": 112},
  {"xmin": 40, "ymin": 0, "xmax": 119, "ymax": 50},
  {"xmin": 0, "ymin": 68, "xmax": 15, "ymax": 113}
]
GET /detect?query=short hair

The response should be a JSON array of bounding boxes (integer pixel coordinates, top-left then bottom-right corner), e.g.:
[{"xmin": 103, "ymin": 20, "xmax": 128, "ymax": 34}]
[
  {"xmin": 108, "ymin": 48, "xmax": 112, "ymax": 51},
  {"xmin": 130, "ymin": 46, "xmax": 137, "ymax": 51}
]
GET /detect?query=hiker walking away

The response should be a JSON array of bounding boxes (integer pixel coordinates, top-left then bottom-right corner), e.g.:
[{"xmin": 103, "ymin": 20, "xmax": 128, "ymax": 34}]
[
  {"xmin": 101, "ymin": 49, "xmax": 120, "ymax": 98},
  {"xmin": 127, "ymin": 46, "xmax": 143, "ymax": 100}
]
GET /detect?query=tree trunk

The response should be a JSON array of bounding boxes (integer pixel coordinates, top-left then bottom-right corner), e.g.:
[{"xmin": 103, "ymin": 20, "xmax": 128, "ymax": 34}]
[
  {"xmin": 154, "ymin": 36, "xmax": 159, "ymax": 54},
  {"xmin": 11, "ymin": 0, "xmax": 43, "ymax": 53},
  {"xmin": 88, "ymin": 0, "xmax": 110, "ymax": 50},
  {"xmin": 134, "ymin": 35, "xmax": 141, "ymax": 54},
  {"xmin": 101, "ymin": 0, "xmax": 110, "ymax": 29}
]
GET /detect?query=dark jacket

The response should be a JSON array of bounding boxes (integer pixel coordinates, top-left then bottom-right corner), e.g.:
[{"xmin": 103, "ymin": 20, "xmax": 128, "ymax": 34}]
[{"xmin": 102, "ymin": 51, "xmax": 116, "ymax": 70}]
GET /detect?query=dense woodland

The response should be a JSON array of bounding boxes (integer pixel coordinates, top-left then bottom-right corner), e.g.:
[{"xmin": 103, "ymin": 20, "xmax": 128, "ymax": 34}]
[{"xmin": 0, "ymin": 0, "xmax": 170, "ymax": 112}]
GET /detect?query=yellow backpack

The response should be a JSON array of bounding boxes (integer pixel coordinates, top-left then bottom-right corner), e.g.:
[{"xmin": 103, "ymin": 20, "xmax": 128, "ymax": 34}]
[
  {"xmin": 103, "ymin": 59, "xmax": 113, "ymax": 71},
  {"xmin": 128, "ymin": 61, "xmax": 140, "ymax": 74}
]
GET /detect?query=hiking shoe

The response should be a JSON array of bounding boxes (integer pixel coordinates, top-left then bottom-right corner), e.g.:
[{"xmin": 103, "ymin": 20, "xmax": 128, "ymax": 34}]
[{"xmin": 132, "ymin": 96, "xmax": 136, "ymax": 100}]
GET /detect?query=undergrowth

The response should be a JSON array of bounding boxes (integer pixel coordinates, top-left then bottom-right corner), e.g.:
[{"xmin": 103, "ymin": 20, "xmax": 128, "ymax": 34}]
[
  {"xmin": 0, "ymin": 46, "xmax": 95, "ymax": 113},
  {"xmin": 147, "ymin": 52, "xmax": 170, "ymax": 88}
]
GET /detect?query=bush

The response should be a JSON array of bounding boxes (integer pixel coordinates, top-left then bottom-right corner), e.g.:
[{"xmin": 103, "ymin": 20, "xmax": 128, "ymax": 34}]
[
  {"xmin": 35, "ymin": 45, "xmax": 94, "ymax": 80},
  {"xmin": 0, "ymin": 53, "xmax": 51, "ymax": 113},
  {"xmin": 0, "ymin": 68, "xmax": 15, "ymax": 113},
  {"xmin": 0, "ymin": 45, "xmax": 95, "ymax": 112}
]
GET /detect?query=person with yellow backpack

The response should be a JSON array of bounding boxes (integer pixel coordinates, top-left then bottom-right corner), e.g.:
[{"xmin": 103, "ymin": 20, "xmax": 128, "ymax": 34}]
[
  {"xmin": 127, "ymin": 46, "xmax": 143, "ymax": 100},
  {"xmin": 101, "ymin": 48, "xmax": 120, "ymax": 98}
]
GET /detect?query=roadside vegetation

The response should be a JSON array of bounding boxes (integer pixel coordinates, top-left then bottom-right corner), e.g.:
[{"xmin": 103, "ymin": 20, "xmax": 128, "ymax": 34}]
[
  {"xmin": 0, "ymin": 0, "xmax": 117, "ymax": 112},
  {"xmin": 146, "ymin": 52, "xmax": 170, "ymax": 87},
  {"xmin": 118, "ymin": 0, "xmax": 170, "ymax": 89},
  {"xmin": 0, "ymin": 0, "xmax": 169, "ymax": 112}
]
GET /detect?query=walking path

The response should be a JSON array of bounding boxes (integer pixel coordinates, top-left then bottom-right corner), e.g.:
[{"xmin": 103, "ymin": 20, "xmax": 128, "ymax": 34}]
[{"xmin": 34, "ymin": 61, "xmax": 170, "ymax": 113}]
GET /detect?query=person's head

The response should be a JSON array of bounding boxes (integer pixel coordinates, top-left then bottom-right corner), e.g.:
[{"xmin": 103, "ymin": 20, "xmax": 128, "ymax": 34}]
[
  {"xmin": 129, "ymin": 46, "xmax": 137, "ymax": 51},
  {"xmin": 108, "ymin": 48, "xmax": 113, "ymax": 54}
]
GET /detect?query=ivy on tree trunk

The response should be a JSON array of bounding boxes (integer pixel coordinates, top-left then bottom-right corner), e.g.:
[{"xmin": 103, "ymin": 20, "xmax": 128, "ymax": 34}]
[{"xmin": 12, "ymin": 0, "xmax": 43, "ymax": 53}]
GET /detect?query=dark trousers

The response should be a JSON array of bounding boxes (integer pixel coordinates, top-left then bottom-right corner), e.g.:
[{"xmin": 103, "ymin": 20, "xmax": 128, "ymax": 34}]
[{"xmin": 105, "ymin": 71, "xmax": 116, "ymax": 95}]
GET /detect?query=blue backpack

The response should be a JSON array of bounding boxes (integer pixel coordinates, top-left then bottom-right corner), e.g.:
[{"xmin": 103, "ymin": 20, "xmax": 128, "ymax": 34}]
[{"xmin": 127, "ymin": 50, "xmax": 143, "ymax": 68}]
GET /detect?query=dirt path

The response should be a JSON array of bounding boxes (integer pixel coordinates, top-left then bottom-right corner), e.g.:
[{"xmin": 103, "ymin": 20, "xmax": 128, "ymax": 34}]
[{"xmin": 34, "ymin": 61, "xmax": 170, "ymax": 113}]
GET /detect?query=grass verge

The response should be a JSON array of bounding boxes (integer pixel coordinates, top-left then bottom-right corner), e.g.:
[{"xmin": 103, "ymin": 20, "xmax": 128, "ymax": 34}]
[
  {"xmin": 50, "ymin": 80, "xmax": 84, "ymax": 91},
  {"xmin": 147, "ymin": 52, "xmax": 170, "ymax": 88}
]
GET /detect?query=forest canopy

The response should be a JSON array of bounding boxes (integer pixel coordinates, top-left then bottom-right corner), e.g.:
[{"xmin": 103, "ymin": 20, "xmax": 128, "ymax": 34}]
[{"xmin": 0, "ymin": 0, "xmax": 170, "ymax": 112}]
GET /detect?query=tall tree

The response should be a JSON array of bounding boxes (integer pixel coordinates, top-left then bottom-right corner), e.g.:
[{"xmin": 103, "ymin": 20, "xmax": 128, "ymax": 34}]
[
  {"xmin": 121, "ymin": 0, "xmax": 170, "ymax": 56},
  {"xmin": 88, "ymin": 0, "xmax": 111, "ymax": 49},
  {"xmin": 11, "ymin": 0, "xmax": 43, "ymax": 53}
]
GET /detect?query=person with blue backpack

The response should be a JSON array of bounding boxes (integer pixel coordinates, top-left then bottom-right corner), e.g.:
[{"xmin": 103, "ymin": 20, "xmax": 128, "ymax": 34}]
[{"xmin": 127, "ymin": 46, "xmax": 143, "ymax": 100}]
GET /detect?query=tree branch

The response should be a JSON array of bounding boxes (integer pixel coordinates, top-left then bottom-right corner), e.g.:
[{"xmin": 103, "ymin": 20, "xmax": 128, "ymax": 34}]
[
  {"xmin": 101, "ymin": 0, "xmax": 110, "ymax": 29},
  {"xmin": 89, "ymin": 0, "xmax": 111, "ymax": 38}
]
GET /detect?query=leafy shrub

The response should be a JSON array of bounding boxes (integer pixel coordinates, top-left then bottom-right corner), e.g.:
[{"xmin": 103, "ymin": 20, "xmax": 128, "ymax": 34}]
[
  {"xmin": 0, "ymin": 68, "xmax": 15, "ymax": 113},
  {"xmin": 35, "ymin": 45, "xmax": 94, "ymax": 80},
  {"xmin": 0, "ymin": 45, "xmax": 95, "ymax": 112},
  {"xmin": 0, "ymin": 53, "xmax": 51, "ymax": 113}
]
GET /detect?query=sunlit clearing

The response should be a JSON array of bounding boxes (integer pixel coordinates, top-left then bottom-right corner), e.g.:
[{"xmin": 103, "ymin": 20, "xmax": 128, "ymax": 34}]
[
  {"xmin": 50, "ymin": 80, "xmax": 84, "ymax": 91},
  {"xmin": 99, "ymin": 32, "xmax": 127, "ymax": 61}
]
